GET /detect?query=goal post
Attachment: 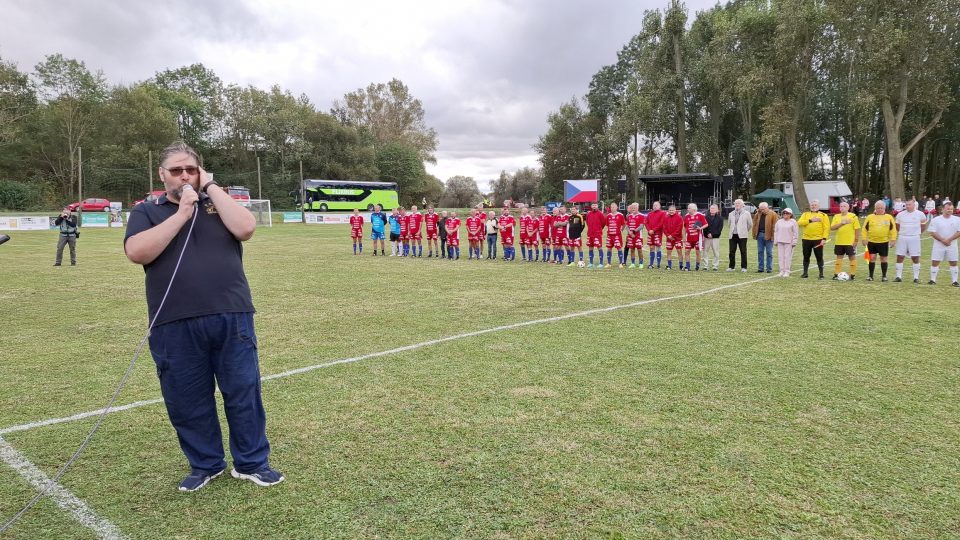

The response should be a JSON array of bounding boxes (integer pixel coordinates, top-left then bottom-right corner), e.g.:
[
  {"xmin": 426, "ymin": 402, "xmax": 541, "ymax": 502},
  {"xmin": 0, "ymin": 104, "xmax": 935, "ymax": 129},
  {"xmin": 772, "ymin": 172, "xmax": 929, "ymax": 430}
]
[{"xmin": 245, "ymin": 199, "xmax": 273, "ymax": 227}]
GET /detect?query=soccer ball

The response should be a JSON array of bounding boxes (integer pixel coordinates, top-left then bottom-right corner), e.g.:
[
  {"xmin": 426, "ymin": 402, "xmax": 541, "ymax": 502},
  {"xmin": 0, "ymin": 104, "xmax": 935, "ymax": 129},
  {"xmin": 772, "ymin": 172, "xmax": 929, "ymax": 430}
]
[
  {"xmin": 837, "ymin": 272, "xmax": 850, "ymax": 281},
  {"xmin": 577, "ymin": 261, "xmax": 586, "ymax": 268}
]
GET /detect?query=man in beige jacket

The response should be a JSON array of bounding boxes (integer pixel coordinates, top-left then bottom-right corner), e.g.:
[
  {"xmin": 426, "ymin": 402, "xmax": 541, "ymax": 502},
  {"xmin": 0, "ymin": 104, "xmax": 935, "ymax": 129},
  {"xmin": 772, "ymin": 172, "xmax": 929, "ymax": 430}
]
[
  {"xmin": 752, "ymin": 202, "xmax": 779, "ymax": 273},
  {"xmin": 727, "ymin": 198, "xmax": 754, "ymax": 272}
]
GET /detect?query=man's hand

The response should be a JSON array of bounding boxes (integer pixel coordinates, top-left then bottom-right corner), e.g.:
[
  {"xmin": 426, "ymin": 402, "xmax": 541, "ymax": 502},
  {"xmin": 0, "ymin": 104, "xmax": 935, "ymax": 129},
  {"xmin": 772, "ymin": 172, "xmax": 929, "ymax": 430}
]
[
  {"xmin": 178, "ymin": 185, "xmax": 199, "ymax": 215},
  {"xmin": 198, "ymin": 167, "xmax": 213, "ymax": 192}
]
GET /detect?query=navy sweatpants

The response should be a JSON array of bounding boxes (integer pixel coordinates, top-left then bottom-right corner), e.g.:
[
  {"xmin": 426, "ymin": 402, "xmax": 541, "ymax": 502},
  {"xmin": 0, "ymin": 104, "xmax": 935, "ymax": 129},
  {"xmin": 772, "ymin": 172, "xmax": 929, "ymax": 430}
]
[{"xmin": 148, "ymin": 312, "xmax": 271, "ymax": 474}]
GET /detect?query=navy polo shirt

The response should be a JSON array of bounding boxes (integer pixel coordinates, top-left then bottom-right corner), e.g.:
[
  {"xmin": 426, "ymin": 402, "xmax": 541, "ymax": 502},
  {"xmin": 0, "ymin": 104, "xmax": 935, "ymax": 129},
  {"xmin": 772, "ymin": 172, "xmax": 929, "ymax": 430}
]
[{"xmin": 124, "ymin": 195, "xmax": 255, "ymax": 327}]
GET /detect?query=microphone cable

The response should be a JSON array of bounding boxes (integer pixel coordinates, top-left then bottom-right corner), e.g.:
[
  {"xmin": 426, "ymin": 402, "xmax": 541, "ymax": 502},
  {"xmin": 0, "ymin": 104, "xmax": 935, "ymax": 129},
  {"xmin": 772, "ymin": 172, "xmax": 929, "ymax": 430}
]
[{"xmin": 0, "ymin": 202, "xmax": 200, "ymax": 534}]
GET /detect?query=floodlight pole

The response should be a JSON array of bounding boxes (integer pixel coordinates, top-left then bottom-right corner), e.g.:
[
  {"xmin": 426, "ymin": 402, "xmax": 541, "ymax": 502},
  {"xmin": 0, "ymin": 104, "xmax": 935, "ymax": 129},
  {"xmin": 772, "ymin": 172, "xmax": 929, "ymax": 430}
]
[
  {"xmin": 257, "ymin": 155, "xmax": 262, "ymax": 200},
  {"xmin": 148, "ymin": 150, "xmax": 153, "ymax": 193},
  {"xmin": 299, "ymin": 160, "xmax": 305, "ymax": 223}
]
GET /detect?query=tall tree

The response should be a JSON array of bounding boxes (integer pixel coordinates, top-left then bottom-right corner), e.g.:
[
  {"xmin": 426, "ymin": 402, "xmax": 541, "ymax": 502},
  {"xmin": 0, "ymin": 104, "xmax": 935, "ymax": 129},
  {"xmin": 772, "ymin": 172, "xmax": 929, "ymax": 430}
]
[
  {"xmin": 32, "ymin": 54, "xmax": 107, "ymax": 199},
  {"xmin": 332, "ymin": 78, "xmax": 438, "ymax": 163},
  {"xmin": 0, "ymin": 57, "xmax": 36, "ymax": 148},
  {"xmin": 376, "ymin": 142, "xmax": 426, "ymax": 205},
  {"xmin": 148, "ymin": 63, "xmax": 223, "ymax": 151},
  {"xmin": 441, "ymin": 175, "xmax": 483, "ymax": 208},
  {"xmin": 834, "ymin": 0, "xmax": 956, "ymax": 198}
]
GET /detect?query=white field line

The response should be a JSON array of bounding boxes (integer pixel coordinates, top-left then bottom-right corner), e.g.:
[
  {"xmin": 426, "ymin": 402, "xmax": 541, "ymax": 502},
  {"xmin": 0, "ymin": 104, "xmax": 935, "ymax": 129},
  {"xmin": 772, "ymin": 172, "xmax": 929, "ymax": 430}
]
[
  {"xmin": 2, "ymin": 270, "xmax": 783, "ymax": 436},
  {"xmin": 0, "ymin": 437, "xmax": 128, "ymax": 539}
]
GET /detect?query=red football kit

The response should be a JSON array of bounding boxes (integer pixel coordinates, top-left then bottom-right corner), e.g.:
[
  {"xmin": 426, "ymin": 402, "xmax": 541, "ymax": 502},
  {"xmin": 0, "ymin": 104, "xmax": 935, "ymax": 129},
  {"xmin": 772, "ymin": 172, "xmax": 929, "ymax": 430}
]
[
  {"xmin": 646, "ymin": 209, "xmax": 666, "ymax": 247},
  {"xmin": 407, "ymin": 212, "xmax": 423, "ymax": 240},
  {"xmin": 398, "ymin": 214, "xmax": 409, "ymax": 240},
  {"xmin": 424, "ymin": 212, "xmax": 440, "ymax": 240},
  {"xmin": 585, "ymin": 209, "xmax": 606, "ymax": 248},
  {"xmin": 499, "ymin": 214, "xmax": 516, "ymax": 246},
  {"xmin": 466, "ymin": 216, "xmax": 484, "ymax": 241},
  {"xmin": 625, "ymin": 213, "xmax": 645, "ymax": 249},
  {"xmin": 528, "ymin": 216, "xmax": 540, "ymax": 246},
  {"xmin": 605, "ymin": 212, "xmax": 625, "ymax": 249},
  {"xmin": 553, "ymin": 215, "xmax": 569, "ymax": 246},
  {"xmin": 519, "ymin": 215, "xmax": 534, "ymax": 245},
  {"xmin": 683, "ymin": 212, "xmax": 707, "ymax": 250},
  {"xmin": 663, "ymin": 213, "xmax": 684, "ymax": 250},
  {"xmin": 349, "ymin": 214, "xmax": 364, "ymax": 239},
  {"xmin": 538, "ymin": 214, "xmax": 553, "ymax": 244},
  {"xmin": 446, "ymin": 218, "xmax": 461, "ymax": 246}
]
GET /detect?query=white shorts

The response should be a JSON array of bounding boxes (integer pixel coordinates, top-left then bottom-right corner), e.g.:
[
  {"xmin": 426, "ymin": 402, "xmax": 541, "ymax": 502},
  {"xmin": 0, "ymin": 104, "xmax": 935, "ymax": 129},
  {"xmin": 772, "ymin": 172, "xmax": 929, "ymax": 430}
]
[
  {"xmin": 895, "ymin": 236, "xmax": 922, "ymax": 257},
  {"xmin": 931, "ymin": 243, "xmax": 959, "ymax": 263}
]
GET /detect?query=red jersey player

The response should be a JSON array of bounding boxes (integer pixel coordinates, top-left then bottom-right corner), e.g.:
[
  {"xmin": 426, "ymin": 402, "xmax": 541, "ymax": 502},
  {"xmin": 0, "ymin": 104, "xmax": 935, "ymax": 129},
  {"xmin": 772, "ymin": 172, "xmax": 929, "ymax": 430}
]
[
  {"xmin": 552, "ymin": 206, "xmax": 569, "ymax": 264},
  {"xmin": 476, "ymin": 204, "xmax": 487, "ymax": 256},
  {"xmin": 585, "ymin": 202, "xmax": 606, "ymax": 268},
  {"xmin": 407, "ymin": 205, "xmax": 423, "ymax": 257},
  {"xmin": 538, "ymin": 206, "xmax": 553, "ymax": 263},
  {"xmin": 625, "ymin": 203, "xmax": 645, "ymax": 268},
  {"xmin": 605, "ymin": 203, "xmax": 626, "ymax": 268},
  {"xmin": 466, "ymin": 209, "xmax": 484, "ymax": 260},
  {"xmin": 424, "ymin": 205, "xmax": 440, "ymax": 257},
  {"xmin": 662, "ymin": 205, "xmax": 684, "ymax": 270},
  {"xmin": 499, "ymin": 208, "xmax": 517, "ymax": 261},
  {"xmin": 445, "ymin": 210, "xmax": 461, "ymax": 259},
  {"xmin": 349, "ymin": 208, "xmax": 364, "ymax": 255},
  {"xmin": 528, "ymin": 209, "xmax": 540, "ymax": 261},
  {"xmin": 682, "ymin": 203, "xmax": 708, "ymax": 271},
  {"xmin": 519, "ymin": 206, "xmax": 534, "ymax": 261},
  {"xmin": 398, "ymin": 207, "xmax": 410, "ymax": 257},
  {"xmin": 645, "ymin": 201, "xmax": 666, "ymax": 268}
]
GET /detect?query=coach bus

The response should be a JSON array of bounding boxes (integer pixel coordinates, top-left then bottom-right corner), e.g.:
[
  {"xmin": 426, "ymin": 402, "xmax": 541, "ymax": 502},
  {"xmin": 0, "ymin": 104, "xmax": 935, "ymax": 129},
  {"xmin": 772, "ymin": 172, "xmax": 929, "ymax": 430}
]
[{"xmin": 301, "ymin": 180, "xmax": 399, "ymax": 211}]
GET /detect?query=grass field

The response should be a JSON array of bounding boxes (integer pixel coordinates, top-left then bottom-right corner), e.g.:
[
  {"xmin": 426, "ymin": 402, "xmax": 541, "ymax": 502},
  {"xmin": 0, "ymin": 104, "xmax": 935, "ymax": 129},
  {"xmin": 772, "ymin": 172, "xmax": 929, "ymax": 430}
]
[{"xmin": 0, "ymin": 223, "xmax": 958, "ymax": 539}]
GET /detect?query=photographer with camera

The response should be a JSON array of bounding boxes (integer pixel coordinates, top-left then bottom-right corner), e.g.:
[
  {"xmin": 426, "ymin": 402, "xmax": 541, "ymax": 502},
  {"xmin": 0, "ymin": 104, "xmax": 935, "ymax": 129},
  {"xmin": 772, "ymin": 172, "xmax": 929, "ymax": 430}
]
[{"xmin": 54, "ymin": 207, "xmax": 78, "ymax": 266}]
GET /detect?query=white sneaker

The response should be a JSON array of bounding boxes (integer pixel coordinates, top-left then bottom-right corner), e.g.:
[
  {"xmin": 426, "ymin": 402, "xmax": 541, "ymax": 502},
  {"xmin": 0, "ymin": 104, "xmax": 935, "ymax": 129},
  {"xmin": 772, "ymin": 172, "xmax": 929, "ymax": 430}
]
[
  {"xmin": 741, "ymin": 268, "xmax": 747, "ymax": 273},
  {"xmin": 725, "ymin": 268, "xmax": 735, "ymax": 272}
]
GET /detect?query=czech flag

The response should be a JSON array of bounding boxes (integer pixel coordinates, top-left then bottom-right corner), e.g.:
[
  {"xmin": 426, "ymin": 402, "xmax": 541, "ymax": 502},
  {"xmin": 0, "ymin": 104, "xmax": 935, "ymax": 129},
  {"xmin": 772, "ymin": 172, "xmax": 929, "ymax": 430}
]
[{"xmin": 564, "ymin": 179, "xmax": 599, "ymax": 203}]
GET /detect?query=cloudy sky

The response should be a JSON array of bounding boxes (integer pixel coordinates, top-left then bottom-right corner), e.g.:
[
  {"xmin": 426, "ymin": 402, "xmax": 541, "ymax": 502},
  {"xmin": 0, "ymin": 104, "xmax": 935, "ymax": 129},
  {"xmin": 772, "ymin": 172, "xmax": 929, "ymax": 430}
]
[{"xmin": 3, "ymin": 0, "xmax": 717, "ymax": 190}]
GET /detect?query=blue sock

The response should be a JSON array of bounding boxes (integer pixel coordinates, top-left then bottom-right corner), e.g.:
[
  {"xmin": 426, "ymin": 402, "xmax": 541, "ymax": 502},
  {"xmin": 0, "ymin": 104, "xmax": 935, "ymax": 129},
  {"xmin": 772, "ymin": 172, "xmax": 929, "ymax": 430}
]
[
  {"xmin": 448, "ymin": 246, "xmax": 453, "ymax": 258},
  {"xmin": 667, "ymin": 260, "xmax": 672, "ymax": 269},
  {"xmin": 618, "ymin": 250, "xmax": 624, "ymax": 264},
  {"xmin": 418, "ymin": 246, "xmax": 422, "ymax": 256},
  {"xmin": 455, "ymin": 247, "xmax": 460, "ymax": 259},
  {"xmin": 649, "ymin": 252, "xmax": 655, "ymax": 266},
  {"xmin": 589, "ymin": 251, "xmax": 594, "ymax": 264},
  {"xmin": 353, "ymin": 243, "xmax": 357, "ymax": 254},
  {"xmin": 656, "ymin": 251, "xmax": 662, "ymax": 266},
  {"xmin": 521, "ymin": 246, "xmax": 526, "ymax": 260},
  {"xmin": 631, "ymin": 254, "xmax": 635, "ymax": 264},
  {"xmin": 606, "ymin": 250, "xmax": 612, "ymax": 264}
]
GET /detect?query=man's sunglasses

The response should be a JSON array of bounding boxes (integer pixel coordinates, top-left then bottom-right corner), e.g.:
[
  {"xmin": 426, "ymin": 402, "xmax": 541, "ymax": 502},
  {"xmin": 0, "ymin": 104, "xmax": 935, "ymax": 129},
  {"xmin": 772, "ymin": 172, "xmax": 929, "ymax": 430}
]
[{"xmin": 162, "ymin": 166, "xmax": 200, "ymax": 176}]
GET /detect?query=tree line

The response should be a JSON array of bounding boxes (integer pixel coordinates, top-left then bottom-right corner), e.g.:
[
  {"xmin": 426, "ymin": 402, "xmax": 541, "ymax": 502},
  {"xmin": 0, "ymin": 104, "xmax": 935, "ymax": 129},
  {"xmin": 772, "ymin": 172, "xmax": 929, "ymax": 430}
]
[
  {"xmin": 535, "ymin": 0, "xmax": 960, "ymax": 209},
  {"xmin": 0, "ymin": 55, "xmax": 479, "ymax": 210}
]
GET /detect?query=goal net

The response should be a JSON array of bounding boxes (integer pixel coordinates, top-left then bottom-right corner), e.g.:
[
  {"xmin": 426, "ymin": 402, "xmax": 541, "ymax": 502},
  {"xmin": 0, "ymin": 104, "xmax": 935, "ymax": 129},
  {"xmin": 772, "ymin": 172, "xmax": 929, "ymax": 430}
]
[{"xmin": 244, "ymin": 199, "xmax": 273, "ymax": 227}]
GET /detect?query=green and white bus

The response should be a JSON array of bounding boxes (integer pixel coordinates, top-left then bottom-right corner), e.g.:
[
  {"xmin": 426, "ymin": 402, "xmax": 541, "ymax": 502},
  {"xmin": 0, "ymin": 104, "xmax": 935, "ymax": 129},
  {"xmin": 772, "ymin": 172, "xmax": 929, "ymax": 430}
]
[{"xmin": 301, "ymin": 180, "xmax": 399, "ymax": 212}]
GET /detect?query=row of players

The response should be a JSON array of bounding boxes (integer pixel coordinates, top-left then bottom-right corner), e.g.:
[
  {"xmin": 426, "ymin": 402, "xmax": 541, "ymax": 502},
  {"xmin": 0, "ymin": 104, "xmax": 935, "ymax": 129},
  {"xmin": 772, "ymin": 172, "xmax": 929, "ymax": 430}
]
[{"xmin": 348, "ymin": 202, "xmax": 718, "ymax": 269}]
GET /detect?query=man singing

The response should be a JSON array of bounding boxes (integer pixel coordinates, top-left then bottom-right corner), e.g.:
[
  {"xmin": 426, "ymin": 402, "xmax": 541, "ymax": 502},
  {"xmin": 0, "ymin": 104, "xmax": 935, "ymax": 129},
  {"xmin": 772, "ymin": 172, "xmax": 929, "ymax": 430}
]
[{"xmin": 124, "ymin": 142, "xmax": 283, "ymax": 492}]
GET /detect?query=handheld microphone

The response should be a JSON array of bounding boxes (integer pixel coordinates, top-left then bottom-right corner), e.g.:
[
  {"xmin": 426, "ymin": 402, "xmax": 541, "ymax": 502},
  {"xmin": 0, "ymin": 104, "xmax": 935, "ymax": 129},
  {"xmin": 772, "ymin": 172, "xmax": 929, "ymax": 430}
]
[{"xmin": 181, "ymin": 184, "xmax": 198, "ymax": 207}]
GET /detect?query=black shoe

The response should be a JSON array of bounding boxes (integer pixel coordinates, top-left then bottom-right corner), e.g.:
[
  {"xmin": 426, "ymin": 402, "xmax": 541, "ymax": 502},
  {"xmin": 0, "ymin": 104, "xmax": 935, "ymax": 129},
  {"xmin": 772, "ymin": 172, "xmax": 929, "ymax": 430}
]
[
  {"xmin": 71, "ymin": 262, "xmax": 76, "ymax": 266},
  {"xmin": 832, "ymin": 274, "xmax": 839, "ymax": 280},
  {"xmin": 801, "ymin": 273, "xmax": 808, "ymax": 278},
  {"xmin": 849, "ymin": 275, "xmax": 855, "ymax": 281},
  {"xmin": 881, "ymin": 277, "xmax": 888, "ymax": 282},
  {"xmin": 913, "ymin": 278, "xmax": 920, "ymax": 284},
  {"xmin": 53, "ymin": 263, "xmax": 61, "ymax": 266},
  {"xmin": 893, "ymin": 277, "xmax": 901, "ymax": 282},
  {"xmin": 953, "ymin": 282, "xmax": 960, "ymax": 288},
  {"xmin": 928, "ymin": 280, "xmax": 936, "ymax": 285},
  {"xmin": 867, "ymin": 277, "xmax": 874, "ymax": 281},
  {"xmin": 757, "ymin": 269, "xmax": 764, "ymax": 273},
  {"xmin": 818, "ymin": 274, "xmax": 824, "ymax": 280}
]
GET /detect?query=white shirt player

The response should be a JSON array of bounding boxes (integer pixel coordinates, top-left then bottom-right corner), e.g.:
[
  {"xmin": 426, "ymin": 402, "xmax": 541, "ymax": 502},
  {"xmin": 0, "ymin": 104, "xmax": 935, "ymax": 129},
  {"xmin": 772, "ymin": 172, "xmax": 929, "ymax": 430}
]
[
  {"xmin": 928, "ymin": 214, "xmax": 960, "ymax": 262},
  {"xmin": 895, "ymin": 210, "xmax": 926, "ymax": 237}
]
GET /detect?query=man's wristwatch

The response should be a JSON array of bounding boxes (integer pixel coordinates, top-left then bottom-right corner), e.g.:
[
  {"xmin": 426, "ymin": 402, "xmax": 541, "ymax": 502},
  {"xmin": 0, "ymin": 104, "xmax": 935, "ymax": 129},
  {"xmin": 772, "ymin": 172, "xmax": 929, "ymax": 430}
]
[{"xmin": 201, "ymin": 181, "xmax": 220, "ymax": 195}]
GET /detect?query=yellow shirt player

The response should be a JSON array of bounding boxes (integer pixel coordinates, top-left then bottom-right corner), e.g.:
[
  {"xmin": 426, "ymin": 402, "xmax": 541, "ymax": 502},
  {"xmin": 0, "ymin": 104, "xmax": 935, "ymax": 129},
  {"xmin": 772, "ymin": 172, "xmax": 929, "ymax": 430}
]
[
  {"xmin": 830, "ymin": 202, "xmax": 860, "ymax": 279},
  {"xmin": 796, "ymin": 200, "xmax": 830, "ymax": 279},
  {"xmin": 861, "ymin": 200, "xmax": 898, "ymax": 281}
]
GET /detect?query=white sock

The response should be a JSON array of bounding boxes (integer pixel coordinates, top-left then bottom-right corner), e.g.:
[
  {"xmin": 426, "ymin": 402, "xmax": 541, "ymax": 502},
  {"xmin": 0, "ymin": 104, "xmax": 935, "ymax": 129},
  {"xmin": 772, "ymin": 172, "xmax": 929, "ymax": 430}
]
[
  {"xmin": 931, "ymin": 266, "xmax": 939, "ymax": 282},
  {"xmin": 913, "ymin": 264, "xmax": 921, "ymax": 280},
  {"xmin": 952, "ymin": 266, "xmax": 959, "ymax": 283},
  {"xmin": 895, "ymin": 262, "xmax": 903, "ymax": 278}
]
